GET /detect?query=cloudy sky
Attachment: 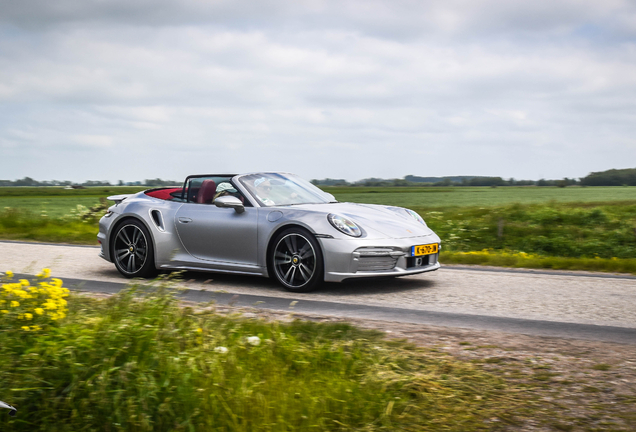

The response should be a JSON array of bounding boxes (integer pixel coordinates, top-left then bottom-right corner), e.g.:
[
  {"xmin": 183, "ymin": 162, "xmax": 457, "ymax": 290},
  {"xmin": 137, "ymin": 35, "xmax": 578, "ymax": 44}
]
[{"xmin": 1, "ymin": 0, "xmax": 635, "ymax": 183}]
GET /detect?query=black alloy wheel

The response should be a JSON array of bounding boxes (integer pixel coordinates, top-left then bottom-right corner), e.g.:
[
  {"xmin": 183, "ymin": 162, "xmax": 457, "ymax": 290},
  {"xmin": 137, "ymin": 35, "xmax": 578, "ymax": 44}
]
[
  {"xmin": 270, "ymin": 227, "xmax": 323, "ymax": 292},
  {"xmin": 112, "ymin": 219, "xmax": 157, "ymax": 278}
]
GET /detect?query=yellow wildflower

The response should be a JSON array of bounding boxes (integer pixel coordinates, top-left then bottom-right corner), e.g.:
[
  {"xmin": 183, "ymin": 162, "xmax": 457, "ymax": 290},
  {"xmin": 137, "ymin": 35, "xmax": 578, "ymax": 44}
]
[
  {"xmin": 50, "ymin": 312, "xmax": 66, "ymax": 321},
  {"xmin": 2, "ymin": 271, "xmax": 69, "ymax": 328},
  {"xmin": 196, "ymin": 328, "xmax": 203, "ymax": 333},
  {"xmin": 35, "ymin": 268, "xmax": 52, "ymax": 279},
  {"xmin": 13, "ymin": 289, "xmax": 30, "ymax": 299},
  {"xmin": 5, "ymin": 271, "xmax": 13, "ymax": 278},
  {"xmin": 43, "ymin": 300, "xmax": 58, "ymax": 310}
]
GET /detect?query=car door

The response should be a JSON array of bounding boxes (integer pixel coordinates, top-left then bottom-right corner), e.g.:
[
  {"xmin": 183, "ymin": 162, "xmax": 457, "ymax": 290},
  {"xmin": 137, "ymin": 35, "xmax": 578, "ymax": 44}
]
[{"xmin": 174, "ymin": 202, "xmax": 258, "ymax": 266}]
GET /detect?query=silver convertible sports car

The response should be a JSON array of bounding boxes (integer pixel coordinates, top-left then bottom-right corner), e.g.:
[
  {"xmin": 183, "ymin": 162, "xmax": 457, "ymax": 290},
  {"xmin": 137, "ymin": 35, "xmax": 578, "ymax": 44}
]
[{"xmin": 98, "ymin": 172, "xmax": 441, "ymax": 292}]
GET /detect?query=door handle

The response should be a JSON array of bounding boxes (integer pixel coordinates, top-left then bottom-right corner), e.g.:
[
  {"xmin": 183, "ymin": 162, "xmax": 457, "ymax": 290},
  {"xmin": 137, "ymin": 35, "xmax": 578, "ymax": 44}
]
[{"xmin": 178, "ymin": 217, "xmax": 193, "ymax": 223}]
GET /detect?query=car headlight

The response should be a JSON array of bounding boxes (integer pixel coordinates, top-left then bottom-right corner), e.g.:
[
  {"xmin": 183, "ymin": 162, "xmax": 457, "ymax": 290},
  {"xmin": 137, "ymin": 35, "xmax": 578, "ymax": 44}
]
[
  {"xmin": 328, "ymin": 214, "xmax": 362, "ymax": 237},
  {"xmin": 405, "ymin": 209, "xmax": 427, "ymax": 226}
]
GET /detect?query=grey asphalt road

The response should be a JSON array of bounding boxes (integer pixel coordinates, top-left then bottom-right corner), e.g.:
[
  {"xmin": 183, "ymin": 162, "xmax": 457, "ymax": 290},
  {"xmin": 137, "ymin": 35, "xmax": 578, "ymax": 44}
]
[{"xmin": 2, "ymin": 240, "xmax": 636, "ymax": 344}]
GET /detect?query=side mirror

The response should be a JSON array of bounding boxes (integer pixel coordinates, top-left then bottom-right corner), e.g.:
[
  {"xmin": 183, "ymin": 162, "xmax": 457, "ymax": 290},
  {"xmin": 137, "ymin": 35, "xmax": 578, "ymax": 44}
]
[
  {"xmin": 214, "ymin": 196, "xmax": 245, "ymax": 214},
  {"xmin": 325, "ymin": 193, "xmax": 337, "ymax": 202}
]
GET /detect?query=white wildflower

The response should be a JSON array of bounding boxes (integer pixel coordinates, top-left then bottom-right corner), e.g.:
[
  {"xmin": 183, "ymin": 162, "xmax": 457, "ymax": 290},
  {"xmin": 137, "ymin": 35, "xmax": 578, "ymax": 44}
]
[
  {"xmin": 214, "ymin": 346, "xmax": 228, "ymax": 354},
  {"xmin": 247, "ymin": 336, "xmax": 261, "ymax": 346}
]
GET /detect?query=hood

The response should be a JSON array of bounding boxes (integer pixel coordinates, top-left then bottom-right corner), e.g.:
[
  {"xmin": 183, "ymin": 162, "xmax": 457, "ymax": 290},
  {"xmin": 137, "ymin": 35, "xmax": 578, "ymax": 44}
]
[{"xmin": 288, "ymin": 202, "xmax": 435, "ymax": 239}]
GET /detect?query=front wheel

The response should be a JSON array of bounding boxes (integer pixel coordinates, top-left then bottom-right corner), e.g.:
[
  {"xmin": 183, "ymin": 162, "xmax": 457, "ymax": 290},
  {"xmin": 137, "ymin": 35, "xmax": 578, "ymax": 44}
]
[
  {"xmin": 269, "ymin": 228, "xmax": 323, "ymax": 292},
  {"xmin": 112, "ymin": 219, "xmax": 157, "ymax": 278}
]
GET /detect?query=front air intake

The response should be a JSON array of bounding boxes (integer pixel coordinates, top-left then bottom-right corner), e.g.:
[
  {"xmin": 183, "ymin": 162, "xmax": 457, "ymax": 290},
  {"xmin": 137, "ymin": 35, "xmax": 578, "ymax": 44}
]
[{"xmin": 357, "ymin": 256, "xmax": 398, "ymax": 271}]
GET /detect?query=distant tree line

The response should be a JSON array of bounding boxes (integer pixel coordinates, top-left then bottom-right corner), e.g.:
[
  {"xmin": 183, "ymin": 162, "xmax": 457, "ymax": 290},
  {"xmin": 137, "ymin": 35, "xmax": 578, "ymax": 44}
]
[
  {"xmin": 0, "ymin": 177, "xmax": 73, "ymax": 187},
  {"xmin": 311, "ymin": 176, "xmax": 581, "ymax": 187},
  {"xmin": 140, "ymin": 178, "xmax": 180, "ymax": 187},
  {"xmin": 579, "ymin": 168, "xmax": 636, "ymax": 186},
  {"xmin": 3, "ymin": 168, "xmax": 634, "ymax": 188},
  {"xmin": 0, "ymin": 177, "xmax": 178, "ymax": 187},
  {"xmin": 312, "ymin": 168, "xmax": 636, "ymax": 187}
]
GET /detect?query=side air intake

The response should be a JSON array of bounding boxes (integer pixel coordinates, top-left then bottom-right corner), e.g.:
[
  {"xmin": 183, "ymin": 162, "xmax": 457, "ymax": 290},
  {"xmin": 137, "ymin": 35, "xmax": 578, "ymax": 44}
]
[{"xmin": 150, "ymin": 210, "xmax": 165, "ymax": 231}]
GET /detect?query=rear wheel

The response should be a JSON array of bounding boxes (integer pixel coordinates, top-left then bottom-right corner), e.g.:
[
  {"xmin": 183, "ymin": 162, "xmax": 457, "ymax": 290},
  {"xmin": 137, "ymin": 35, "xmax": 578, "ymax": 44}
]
[
  {"xmin": 270, "ymin": 227, "xmax": 323, "ymax": 292},
  {"xmin": 112, "ymin": 219, "xmax": 157, "ymax": 278}
]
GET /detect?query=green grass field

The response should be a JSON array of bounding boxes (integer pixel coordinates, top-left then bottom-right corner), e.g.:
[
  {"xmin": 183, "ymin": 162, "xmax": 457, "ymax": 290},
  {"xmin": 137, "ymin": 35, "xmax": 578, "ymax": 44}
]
[
  {"xmin": 2, "ymin": 185, "xmax": 635, "ymax": 216},
  {"xmin": 0, "ymin": 186, "xmax": 148, "ymax": 197},
  {"xmin": 1, "ymin": 186, "xmax": 635, "ymax": 273},
  {"xmin": 323, "ymin": 186, "xmax": 636, "ymax": 209},
  {"xmin": 0, "ymin": 187, "xmax": 146, "ymax": 218},
  {"xmin": 0, "ymin": 197, "xmax": 106, "ymax": 218}
]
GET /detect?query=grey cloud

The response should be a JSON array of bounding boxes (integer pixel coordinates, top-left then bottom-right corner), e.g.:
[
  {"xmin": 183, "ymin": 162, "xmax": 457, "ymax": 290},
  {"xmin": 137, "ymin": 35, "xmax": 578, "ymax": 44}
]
[
  {"xmin": 3, "ymin": 0, "xmax": 636, "ymax": 42},
  {"xmin": 1, "ymin": 1, "xmax": 635, "ymax": 182}
]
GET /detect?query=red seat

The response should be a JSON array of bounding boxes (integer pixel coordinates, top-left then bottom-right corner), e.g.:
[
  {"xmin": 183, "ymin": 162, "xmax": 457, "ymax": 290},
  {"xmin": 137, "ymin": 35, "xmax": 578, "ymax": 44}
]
[{"xmin": 197, "ymin": 180, "xmax": 217, "ymax": 204}]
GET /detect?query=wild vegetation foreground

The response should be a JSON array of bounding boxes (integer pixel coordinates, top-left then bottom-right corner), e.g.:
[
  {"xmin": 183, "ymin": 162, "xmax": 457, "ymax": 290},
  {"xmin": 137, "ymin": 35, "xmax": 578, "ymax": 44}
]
[
  {"xmin": 1, "ymin": 273, "xmax": 523, "ymax": 431},
  {"xmin": 2, "ymin": 273, "xmax": 635, "ymax": 431}
]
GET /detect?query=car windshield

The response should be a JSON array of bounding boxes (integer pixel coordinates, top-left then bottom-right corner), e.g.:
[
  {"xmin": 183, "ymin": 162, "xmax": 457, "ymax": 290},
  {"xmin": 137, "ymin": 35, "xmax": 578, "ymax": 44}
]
[{"xmin": 240, "ymin": 173, "xmax": 335, "ymax": 207}]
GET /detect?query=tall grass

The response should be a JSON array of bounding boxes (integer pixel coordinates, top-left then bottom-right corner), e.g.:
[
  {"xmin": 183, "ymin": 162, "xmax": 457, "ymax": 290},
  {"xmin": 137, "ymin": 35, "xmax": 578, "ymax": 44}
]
[
  {"xmin": 420, "ymin": 203, "xmax": 636, "ymax": 259},
  {"xmin": 0, "ymin": 207, "xmax": 99, "ymax": 244},
  {"xmin": 1, "ymin": 276, "xmax": 523, "ymax": 431},
  {"xmin": 440, "ymin": 251, "xmax": 636, "ymax": 274}
]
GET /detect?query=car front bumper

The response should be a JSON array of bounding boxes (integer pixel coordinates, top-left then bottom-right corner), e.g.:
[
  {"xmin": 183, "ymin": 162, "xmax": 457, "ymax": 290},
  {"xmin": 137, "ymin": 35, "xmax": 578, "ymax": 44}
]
[{"xmin": 318, "ymin": 234, "xmax": 441, "ymax": 283}]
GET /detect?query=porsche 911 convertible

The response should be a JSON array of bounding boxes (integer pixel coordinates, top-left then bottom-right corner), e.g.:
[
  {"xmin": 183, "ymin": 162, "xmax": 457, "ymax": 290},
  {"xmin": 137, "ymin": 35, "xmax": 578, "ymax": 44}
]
[{"xmin": 98, "ymin": 172, "xmax": 441, "ymax": 292}]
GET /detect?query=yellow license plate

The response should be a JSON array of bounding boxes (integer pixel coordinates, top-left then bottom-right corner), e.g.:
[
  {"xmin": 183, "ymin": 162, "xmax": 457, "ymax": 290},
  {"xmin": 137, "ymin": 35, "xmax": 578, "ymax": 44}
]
[{"xmin": 411, "ymin": 243, "xmax": 438, "ymax": 256}]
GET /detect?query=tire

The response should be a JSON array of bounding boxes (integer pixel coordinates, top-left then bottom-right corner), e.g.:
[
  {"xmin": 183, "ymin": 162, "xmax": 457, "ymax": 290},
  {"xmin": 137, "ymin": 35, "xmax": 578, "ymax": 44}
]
[
  {"xmin": 269, "ymin": 227, "xmax": 324, "ymax": 292},
  {"xmin": 111, "ymin": 219, "xmax": 157, "ymax": 278}
]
